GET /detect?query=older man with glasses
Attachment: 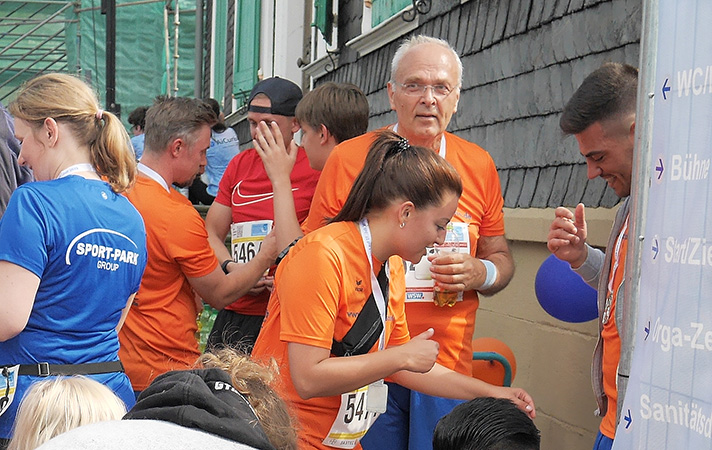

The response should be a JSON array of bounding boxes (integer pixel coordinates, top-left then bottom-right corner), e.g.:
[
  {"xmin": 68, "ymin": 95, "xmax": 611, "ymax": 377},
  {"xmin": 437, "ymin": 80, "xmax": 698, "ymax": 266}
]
[{"xmin": 301, "ymin": 35, "xmax": 514, "ymax": 450}]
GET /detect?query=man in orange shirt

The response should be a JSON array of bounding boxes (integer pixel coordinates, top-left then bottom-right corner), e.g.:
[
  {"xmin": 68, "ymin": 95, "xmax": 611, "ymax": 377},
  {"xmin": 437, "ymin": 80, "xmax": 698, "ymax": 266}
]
[
  {"xmin": 302, "ymin": 36, "xmax": 515, "ymax": 450},
  {"xmin": 118, "ymin": 97, "xmax": 276, "ymax": 395},
  {"xmin": 547, "ymin": 63, "xmax": 638, "ymax": 450}
]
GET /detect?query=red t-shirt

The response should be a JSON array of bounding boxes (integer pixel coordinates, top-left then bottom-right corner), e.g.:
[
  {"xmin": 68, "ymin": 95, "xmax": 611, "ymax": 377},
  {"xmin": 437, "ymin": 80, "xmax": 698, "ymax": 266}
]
[{"xmin": 214, "ymin": 147, "xmax": 320, "ymax": 315}]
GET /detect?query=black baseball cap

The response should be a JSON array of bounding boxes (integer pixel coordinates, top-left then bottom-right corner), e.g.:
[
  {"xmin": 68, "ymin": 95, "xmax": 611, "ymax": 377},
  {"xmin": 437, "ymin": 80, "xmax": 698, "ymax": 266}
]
[{"xmin": 247, "ymin": 77, "xmax": 302, "ymax": 117}]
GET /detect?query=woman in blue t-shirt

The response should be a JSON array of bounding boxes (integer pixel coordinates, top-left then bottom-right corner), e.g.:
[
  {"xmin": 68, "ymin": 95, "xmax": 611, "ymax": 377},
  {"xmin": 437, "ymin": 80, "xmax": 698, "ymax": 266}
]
[{"xmin": 0, "ymin": 73, "xmax": 148, "ymax": 445}]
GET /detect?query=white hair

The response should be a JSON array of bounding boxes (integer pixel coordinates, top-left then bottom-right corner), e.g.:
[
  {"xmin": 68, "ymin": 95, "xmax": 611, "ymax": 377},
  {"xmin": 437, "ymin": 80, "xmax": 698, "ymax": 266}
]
[{"xmin": 390, "ymin": 35, "xmax": 463, "ymax": 87}]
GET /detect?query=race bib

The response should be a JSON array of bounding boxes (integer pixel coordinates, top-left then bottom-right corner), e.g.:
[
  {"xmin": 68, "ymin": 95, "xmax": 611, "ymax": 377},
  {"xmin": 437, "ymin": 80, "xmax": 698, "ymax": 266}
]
[
  {"xmin": 405, "ymin": 222, "xmax": 471, "ymax": 303},
  {"xmin": 230, "ymin": 220, "xmax": 273, "ymax": 264},
  {"xmin": 323, "ymin": 386, "xmax": 381, "ymax": 449},
  {"xmin": 0, "ymin": 365, "xmax": 19, "ymax": 418}
]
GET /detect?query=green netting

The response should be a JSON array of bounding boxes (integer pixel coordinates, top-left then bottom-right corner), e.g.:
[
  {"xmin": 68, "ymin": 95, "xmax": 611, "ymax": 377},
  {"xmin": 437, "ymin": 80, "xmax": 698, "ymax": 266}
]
[
  {"xmin": 66, "ymin": 0, "xmax": 198, "ymax": 127},
  {"xmin": 0, "ymin": 1, "xmax": 73, "ymax": 102},
  {"xmin": 1, "ymin": 0, "xmax": 200, "ymax": 130}
]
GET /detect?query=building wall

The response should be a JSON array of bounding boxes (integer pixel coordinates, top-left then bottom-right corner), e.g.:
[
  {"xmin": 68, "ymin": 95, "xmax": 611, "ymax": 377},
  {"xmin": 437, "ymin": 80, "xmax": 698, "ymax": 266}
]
[{"xmin": 260, "ymin": 0, "xmax": 306, "ymax": 84}]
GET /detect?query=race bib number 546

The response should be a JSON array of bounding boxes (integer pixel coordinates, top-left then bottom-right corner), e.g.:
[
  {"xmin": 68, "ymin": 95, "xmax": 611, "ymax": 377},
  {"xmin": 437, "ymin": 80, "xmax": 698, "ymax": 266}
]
[{"xmin": 230, "ymin": 220, "xmax": 272, "ymax": 264}]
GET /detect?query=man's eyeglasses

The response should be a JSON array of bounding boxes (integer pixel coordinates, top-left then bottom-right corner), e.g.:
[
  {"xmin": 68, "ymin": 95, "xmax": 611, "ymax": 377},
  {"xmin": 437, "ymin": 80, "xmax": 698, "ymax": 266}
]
[{"xmin": 393, "ymin": 82, "xmax": 455, "ymax": 98}]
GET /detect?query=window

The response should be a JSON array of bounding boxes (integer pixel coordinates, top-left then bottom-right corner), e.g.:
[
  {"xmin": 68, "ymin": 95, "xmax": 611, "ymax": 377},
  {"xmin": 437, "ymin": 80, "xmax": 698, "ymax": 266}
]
[
  {"xmin": 233, "ymin": 0, "xmax": 261, "ymax": 110},
  {"xmin": 313, "ymin": 0, "xmax": 333, "ymax": 44},
  {"xmin": 212, "ymin": 0, "xmax": 228, "ymax": 100},
  {"xmin": 370, "ymin": 0, "xmax": 411, "ymax": 27}
]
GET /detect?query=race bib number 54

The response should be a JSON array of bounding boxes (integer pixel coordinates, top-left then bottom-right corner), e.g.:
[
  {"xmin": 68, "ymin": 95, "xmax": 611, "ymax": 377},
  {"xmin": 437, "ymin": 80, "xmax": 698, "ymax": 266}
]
[{"xmin": 323, "ymin": 386, "xmax": 380, "ymax": 449}]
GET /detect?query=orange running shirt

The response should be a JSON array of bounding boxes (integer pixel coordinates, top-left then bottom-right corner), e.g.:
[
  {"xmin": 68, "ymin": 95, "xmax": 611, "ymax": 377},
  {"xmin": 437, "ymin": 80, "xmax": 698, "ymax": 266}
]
[
  {"xmin": 302, "ymin": 129, "xmax": 505, "ymax": 374},
  {"xmin": 252, "ymin": 221, "xmax": 410, "ymax": 450},
  {"xmin": 599, "ymin": 220, "xmax": 628, "ymax": 438},
  {"xmin": 119, "ymin": 175, "xmax": 219, "ymax": 390}
]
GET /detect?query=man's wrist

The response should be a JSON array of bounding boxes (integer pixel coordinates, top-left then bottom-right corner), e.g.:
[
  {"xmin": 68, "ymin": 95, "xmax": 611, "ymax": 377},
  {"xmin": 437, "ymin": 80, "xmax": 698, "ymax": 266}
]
[
  {"xmin": 477, "ymin": 259, "xmax": 498, "ymax": 291},
  {"xmin": 569, "ymin": 245, "xmax": 589, "ymax": 270},
  {"xmin": 221, "ymin": 259, "xmax": 233, "ymax": 274}
]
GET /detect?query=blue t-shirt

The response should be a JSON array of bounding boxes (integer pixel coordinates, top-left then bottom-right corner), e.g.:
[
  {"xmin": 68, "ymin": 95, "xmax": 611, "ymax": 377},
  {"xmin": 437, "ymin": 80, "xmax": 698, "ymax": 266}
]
[
  {"xmin": 205, "ymin": 128, "xmax": 240, "ymax": 197},
  {"xmin": 131, "ymin": 134, "xmax": 145, "ymax": 160},
  {"xmin": 0, "ymin": 176, "xmax": 147, "ymax": 438}
]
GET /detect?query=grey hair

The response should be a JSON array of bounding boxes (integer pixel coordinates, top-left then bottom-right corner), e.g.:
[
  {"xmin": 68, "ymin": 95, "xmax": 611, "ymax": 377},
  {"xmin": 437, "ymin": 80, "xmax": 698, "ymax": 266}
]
[{"xmin": 390, "ymin": 35, "xmax": 463, "ymax": 87}]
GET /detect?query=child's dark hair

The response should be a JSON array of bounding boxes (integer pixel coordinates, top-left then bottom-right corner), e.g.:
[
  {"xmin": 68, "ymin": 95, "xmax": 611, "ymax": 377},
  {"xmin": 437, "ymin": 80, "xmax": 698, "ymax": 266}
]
[
  {"xmin": 332, "ymin": 130, "xmax": 462, "ymax": 223},
  {"xmin": 433, "ymin": 397, "xmax": 540, "ymax": 450}
]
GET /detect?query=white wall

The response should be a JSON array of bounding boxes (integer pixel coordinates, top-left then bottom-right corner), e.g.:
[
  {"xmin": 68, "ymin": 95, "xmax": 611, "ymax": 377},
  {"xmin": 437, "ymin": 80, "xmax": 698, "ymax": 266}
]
[{"xmin": 260, "ymin": 0, "xmax": 305, "ymax": 85}]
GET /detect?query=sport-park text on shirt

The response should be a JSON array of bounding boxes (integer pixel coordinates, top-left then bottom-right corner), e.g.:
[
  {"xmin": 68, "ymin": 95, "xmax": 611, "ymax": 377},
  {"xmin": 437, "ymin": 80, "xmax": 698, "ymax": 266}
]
[{"xmin": 67, "ymin": 229, "xmax": 141, "ymax": 271}]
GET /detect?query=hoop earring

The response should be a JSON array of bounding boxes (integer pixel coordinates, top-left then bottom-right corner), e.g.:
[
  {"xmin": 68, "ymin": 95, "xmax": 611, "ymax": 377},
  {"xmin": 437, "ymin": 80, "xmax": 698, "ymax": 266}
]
[{"xmin": 400, "ymin": 222, "xmax": 405, "ymax": 229}]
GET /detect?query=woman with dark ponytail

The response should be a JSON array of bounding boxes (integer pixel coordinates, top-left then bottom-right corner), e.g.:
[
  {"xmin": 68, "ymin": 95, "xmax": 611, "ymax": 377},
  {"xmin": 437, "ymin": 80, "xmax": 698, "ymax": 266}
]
[
  {"xmin": 0, "ymin": 73, "xmax": 147, "ymax": 446},
  {"xmin": 252, "ymin": 131, "xmax": 535, "ymax": 450}
]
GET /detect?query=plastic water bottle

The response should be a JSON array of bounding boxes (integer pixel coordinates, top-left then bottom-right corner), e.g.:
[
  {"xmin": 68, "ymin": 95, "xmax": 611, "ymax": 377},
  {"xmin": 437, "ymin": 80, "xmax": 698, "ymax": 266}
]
[{"xmin": 197, "ymin": 304, "xmax": 219, "ymax": 352}]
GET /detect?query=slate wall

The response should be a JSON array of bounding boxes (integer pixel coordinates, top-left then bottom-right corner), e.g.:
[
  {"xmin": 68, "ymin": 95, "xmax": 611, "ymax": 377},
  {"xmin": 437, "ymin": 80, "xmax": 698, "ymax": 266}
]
[{"xmin": 319, "ymin": 0, "xmax": 642, "ymax": 208}]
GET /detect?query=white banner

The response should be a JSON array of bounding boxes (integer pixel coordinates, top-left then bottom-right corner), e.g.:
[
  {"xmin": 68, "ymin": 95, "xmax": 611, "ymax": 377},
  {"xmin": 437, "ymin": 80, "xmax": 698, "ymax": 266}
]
[{"xmin": 614, "ymin": 1, "xmax": 712, "ymax": 448}]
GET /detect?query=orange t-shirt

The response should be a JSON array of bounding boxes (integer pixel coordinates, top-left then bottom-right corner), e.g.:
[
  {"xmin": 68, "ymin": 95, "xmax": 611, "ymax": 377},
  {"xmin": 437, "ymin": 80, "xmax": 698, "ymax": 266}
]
[
  {"xmin": 252, "ymin": 221, "xmax": 410, "ymax": 450},
  {"xmin": 302, "ymin": 130, "xmax": 505, "ymax": 375},
  {"xmin": 119, "ymin": 175, "xmax": 219, "ymax": 390},
  {"xmin": 600, "ymin": 220, "xmax": 628, "ymax": 438}
]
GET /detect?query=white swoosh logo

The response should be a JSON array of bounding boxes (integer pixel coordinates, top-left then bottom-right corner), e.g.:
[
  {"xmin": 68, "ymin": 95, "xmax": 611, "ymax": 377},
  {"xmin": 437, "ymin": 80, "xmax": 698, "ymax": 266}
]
[
  {"xmin": 231, "ymin": 180, "xmax": 298, "ymax": 207},
  {"xmin": 65, "ymin": 228, "xmax": 139, "ymax": 265}
]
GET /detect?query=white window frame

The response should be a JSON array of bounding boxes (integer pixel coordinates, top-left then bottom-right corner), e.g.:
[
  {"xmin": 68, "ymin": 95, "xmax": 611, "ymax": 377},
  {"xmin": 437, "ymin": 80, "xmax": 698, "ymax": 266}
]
[{"xmin": 302, "ymin": 0, "xmax": 418, "ymax": 83}]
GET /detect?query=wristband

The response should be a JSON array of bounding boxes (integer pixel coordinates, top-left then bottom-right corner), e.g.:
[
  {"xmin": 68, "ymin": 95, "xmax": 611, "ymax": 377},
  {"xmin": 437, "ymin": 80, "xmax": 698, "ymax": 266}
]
[
  {"xmin": 478, "ymin": 259, "xmax": 497, "ymax": 291},
  {"xmin": 221, "ymin": 259, "xmax": 232, "ymax": 274}
]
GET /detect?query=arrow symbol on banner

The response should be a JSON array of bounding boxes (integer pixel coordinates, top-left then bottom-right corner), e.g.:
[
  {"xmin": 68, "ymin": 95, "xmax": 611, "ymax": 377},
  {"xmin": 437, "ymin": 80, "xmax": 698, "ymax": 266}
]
[
  {"xmin": 625, "ymin": 409, "xmax": 632, "ymax": 429},
  {"xmin": 652, "ymin": 238, "xmax": 659, "ymax": 259},
  {"xmin": 662, "ymin": 78, "xmax": 671, "ymax": 100},
  {"xmin": 645, "ymin": 321, "xmax": 650, "ymax": 340},
  {"xmin": 656, "ymin": 158, "xmax": 664, "ymax": 179}
]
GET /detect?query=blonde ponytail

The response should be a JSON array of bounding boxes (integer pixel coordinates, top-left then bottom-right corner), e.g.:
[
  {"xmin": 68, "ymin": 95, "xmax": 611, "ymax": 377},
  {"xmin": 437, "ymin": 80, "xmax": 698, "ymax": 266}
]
[
  {"xmin": 9, "ymin": 73, "xmax": 137, "ymax": 193},
  {"xmin": 92, "ymin": 110, "xmax": 137, "ymax": 192}
]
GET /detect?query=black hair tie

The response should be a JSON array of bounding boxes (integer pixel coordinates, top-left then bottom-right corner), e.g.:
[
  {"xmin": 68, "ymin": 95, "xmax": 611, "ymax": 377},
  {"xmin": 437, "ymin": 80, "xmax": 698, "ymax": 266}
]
[{"xmin": 385, "ymin": 136, "xmax": 410, "ymax": 159}]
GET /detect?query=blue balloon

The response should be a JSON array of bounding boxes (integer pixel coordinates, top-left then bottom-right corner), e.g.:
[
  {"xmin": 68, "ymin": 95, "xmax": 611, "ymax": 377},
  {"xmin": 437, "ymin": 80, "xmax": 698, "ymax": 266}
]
[{"xmin": 534, "ymin": 254, "xmax": 598, "ymax": 323}]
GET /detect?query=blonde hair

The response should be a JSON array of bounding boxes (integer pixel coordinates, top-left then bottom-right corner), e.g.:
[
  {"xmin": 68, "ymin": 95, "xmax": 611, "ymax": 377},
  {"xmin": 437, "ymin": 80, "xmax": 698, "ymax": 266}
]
[
  {"xmin": 8, "ymin": 376, "xmax": 127, "ymax": 450},
  {"xmin": 8, "ymin": 73, "xmax": 136, "ymax": 193},
  {"xmin": 198, "ymin": 348, "xmax": 298, "ymax": 450}
]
